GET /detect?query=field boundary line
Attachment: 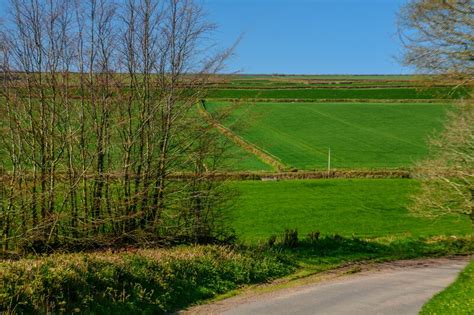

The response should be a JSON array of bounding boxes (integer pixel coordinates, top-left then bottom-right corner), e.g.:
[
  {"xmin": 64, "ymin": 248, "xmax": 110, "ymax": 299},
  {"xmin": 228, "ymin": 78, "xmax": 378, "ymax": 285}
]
[
  {"xmin": 206, "ymin": 98, "xmax": 456, "ymax": 103},
  {"xmin": 0, "ymin": 169, "xmax": 412, "ymax": 182},
  {"xmin": 197, "ymin": 101, "xmax": 287, "ymax": 171},
  {"xmin": 207, "ymin": 85, "xmax": 455, "ymax": 90},
  {"xmin": 170, "ymin": 169, "xmax": 412, "ymax": 180}
]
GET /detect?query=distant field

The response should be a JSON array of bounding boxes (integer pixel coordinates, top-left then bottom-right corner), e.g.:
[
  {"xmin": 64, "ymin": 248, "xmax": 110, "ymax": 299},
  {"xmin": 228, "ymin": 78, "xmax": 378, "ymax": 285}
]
[
  {"xmin": 228, "ymin": 179, "xmax": 473, "ymax": 243},
  {"xmin": 223, "ymin": 79, "xmax": 419, "ymax": 89},
  {"xmin": 207, "ymin": 101, "xmax": 449, "ymax": 169},
  {"xmin": 207, "ymin": 87, "xmax": 467, "ymax": 100},
  {"xmin": 225, "ymin": 75, "xmax": 418, "ymax": 80},
  {"xmin": 221, "ymin": 140, "xmax": 272, "ymax": 171}
]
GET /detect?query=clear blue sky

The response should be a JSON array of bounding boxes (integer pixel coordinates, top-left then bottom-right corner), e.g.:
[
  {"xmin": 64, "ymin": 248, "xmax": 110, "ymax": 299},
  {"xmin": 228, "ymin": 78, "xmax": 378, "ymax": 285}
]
[
  {"xmin": 0, "ymin": 0, "xmax": 411, "ymax": 74},
  {"xmin": 205, "ymin": 0, "xmax": 410, "ymax": 74}
]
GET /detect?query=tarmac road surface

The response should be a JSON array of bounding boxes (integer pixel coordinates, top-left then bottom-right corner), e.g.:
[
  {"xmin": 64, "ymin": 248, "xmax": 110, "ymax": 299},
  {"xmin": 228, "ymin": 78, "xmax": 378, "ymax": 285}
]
[{"xmin": 185, "ymin": 257, "xmax": 469, "ymax": 315}]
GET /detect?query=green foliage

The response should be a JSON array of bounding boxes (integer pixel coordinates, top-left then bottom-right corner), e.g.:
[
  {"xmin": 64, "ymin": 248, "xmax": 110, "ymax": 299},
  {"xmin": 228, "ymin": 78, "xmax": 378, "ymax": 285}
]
[
  {"xmin": 227, "ymin": 179, "xmax": 473, "ymax": 243},
  {"xmin": 207, "ymin": 101, "xmax": 451, "ymax": 170},
  {"xmin": 282, "ymin": 229, "xmax": 299, "ymax": 248},
  {"xmin": 307, "ymin": 231, "xmax": 321, "ymax": 243},
  {"xmin": 421, "ymin": 260, "xmax": 474, "ymax": 315},
  {"xmin": 267, "ymin": 234, "xmax": 277, "ymax": 247},
  {"xmin": 0, "ymin": 246, "xmax": 293, "ymax": 314}
]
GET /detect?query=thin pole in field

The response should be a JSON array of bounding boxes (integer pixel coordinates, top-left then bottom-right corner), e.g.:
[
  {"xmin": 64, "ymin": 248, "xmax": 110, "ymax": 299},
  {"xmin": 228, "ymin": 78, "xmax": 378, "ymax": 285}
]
[{"xmin": 327, "ymin": 147, "xmax": 331, "ymax": 178}]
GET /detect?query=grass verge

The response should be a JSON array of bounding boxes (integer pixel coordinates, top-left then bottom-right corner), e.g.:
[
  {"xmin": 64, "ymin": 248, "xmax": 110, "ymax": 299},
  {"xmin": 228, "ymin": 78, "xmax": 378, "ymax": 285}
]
[{"xmin": 420, "ymin": 259, "xmax": 474, "ymax": 315}]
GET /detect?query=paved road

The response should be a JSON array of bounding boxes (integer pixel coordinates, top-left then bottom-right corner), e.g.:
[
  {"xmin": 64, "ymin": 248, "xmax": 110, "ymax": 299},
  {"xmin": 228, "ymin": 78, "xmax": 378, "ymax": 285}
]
[{"xmin": 187, "ymin": 258, "xmax": 469, "ymax": 315}]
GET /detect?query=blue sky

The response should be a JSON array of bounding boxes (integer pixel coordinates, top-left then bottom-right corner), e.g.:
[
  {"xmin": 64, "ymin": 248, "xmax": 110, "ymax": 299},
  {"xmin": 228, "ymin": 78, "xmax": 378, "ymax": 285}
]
[
  {"xmin": 0, "ymin": 0, "xmax": 410, "ymax": 74},
  {"xmin": 205, "ymin": 0, "xmax": 410, "ymax": 74}
]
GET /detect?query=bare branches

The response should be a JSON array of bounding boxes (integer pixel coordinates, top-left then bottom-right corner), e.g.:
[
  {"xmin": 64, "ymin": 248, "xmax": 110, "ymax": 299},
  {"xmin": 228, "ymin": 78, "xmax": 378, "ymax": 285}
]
[
  {"xmin": 411, "ymin": 101, "xmax": 474, "ymax": 222},
  {"xmin": 398, "ymin": 0, "xmax": 473, "ymax": 83},
  {"xmin": 398, "ymin": 1, "xmax": 474, "ymax": 223},
  {"xmin": 0, "ymin": 0, "xmax": 235, "ymax": 252}
]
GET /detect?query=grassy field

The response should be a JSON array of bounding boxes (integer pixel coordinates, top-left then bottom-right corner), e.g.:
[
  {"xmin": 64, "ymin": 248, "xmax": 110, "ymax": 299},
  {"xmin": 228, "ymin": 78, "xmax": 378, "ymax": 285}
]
[
  {"xmin": 421, "ymin": 260, "xmax": 474, "ymax": 314},
  {"xmin": 208, "ymin": 102, "xmax": 449, "ymax": 170},
  {"xmin": 207, "ymin": 87, "xmax": 467, "ymax": 100},
  {"xmin": 225, "ymin": 75, "xmax": 418, "ymax": 80},
  {"xmin": 227, "ymin": 179, "xmax": 473, "ymax": 243},
  {"xmin": 220, "ymin": 137, "xmax": 273, "ymax": 171},
  {"xmin": 223, "ymin": 79, "xmax": 419, "ymax": 89}
]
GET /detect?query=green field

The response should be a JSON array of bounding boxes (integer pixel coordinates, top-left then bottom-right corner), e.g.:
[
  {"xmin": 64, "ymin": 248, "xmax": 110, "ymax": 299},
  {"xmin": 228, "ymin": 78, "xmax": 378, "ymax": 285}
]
[
  {"xmin": 228, "ymin": 179, "xmax": 472, "ymax": 243},
  {"xmin": 223, "ymin": 144, "xmax": 272, "ymax": 171},
  {"xmin": 208, "ymin": 102, "xmax": 450, "ymax": 169},
  {"xmin": 207, "ymin": 87, "xmax": 467, "ymax": 100}
]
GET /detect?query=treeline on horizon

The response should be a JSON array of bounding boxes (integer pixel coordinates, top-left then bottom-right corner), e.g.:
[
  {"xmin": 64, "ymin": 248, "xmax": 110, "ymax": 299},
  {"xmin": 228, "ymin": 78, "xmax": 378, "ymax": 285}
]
[{"xmin": 0, "ymin": 0, "xmax": 234, "ymax": 253}]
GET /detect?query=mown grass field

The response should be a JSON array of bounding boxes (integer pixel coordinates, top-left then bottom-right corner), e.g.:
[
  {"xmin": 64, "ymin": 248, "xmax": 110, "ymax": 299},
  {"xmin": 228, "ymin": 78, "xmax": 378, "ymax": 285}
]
[
  {"xmin": 208, "ymin": 101, "xmax": 450, "ymax": 169},
  {"xmin": 207, "ymin": 87, "xmax": 467, "ymax": 100},
  {"xmin": 227, "ymin": 179, "xmax": 473, "ymax": 243}
]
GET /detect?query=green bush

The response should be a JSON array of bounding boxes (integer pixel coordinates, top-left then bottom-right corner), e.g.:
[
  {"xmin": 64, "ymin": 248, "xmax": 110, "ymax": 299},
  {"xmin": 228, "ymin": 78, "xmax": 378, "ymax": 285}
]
[
  {"xmin": 307, "ymin": 231, "xmax": 321, "ymax": 243},
  {"xmin": 0, "ymin": 246, "xmax": 294, "ymax": 314},
  {"xmin": 282, "ymin": 229, "xmax": 298, "ymax": 248},
  {"xmin": 267, "ymin": 235, "xmax": 277, "ymax": 247}
]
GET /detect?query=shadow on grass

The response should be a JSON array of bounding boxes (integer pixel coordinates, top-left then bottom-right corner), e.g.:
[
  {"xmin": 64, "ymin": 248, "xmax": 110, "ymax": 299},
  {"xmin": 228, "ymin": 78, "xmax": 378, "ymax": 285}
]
[{"xmin": 272, "ymin": 235, "xmax": 473, "ymax": 270}]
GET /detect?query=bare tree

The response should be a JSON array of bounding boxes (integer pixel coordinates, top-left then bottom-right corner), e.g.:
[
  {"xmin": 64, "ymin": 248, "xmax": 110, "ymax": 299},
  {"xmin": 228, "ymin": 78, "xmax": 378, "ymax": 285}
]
[
  {"xmin": 398, "ymin": 0, "xmax": 473, "ymax": 84},
  {"xmin": 411, "ymin": 102, "xmax": 474, "ymax": 222},
  {"xmin": 398, "ymin": 0, "xmax": 473, "ymax": 223},
  {"xmin": 0, "ymin": 0, "xmax": 235, "ymax": 252}
]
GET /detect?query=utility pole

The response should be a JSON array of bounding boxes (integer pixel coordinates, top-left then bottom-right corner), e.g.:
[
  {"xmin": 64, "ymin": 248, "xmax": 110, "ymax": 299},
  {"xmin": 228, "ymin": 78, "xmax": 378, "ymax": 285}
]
[{"xmin": 327, "ymin": 147, "xmax": 331, "ymax": 178}]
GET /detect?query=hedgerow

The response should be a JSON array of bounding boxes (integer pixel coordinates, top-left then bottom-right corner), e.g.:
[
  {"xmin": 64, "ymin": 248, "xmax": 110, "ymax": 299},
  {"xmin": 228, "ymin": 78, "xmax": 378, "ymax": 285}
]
[{"xmin": 0, "ymin": 246, "xmax": 293, "ymax": 314}]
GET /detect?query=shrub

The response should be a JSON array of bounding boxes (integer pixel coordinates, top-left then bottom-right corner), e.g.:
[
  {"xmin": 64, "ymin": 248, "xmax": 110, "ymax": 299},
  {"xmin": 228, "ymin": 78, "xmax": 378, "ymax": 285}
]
[
  {"xmin": 0, "ymin": 246, "xmax": 294, "ymax": 314},
  {"xmin": 307, "ymin": 231, "xmax": 321, "ymax": 243},
  {"xmin": 282, "ymin": 229, "xmax": 298, "ymax": 248},
  {"xmin": 267, "ymin": 235, "xmax": 277, "ymax": 247}
]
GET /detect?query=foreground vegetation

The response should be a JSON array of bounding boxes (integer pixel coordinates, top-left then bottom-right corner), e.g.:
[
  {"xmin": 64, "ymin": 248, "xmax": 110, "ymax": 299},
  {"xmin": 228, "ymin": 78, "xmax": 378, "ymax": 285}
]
[
  {"xmin": 229, "ymin": 179, "xmax": 472, "ymax": 242},
  {"xmin": 0, "ymin": 246, "xmax": 293, "ymax": 314},
  {"xmin": 1, "ymin": 235, "xmax": 472, "ymax": 313},
  {"xmin": 421, "ymin": 259, "xmax": 474, "ymax": 315}
]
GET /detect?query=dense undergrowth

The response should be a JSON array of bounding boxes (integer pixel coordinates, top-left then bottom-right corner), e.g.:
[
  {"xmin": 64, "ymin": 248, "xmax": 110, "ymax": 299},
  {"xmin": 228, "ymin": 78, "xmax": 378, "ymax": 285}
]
[
  {"xmin": 1, "ymin": 235, "xmax": 472, "ymax": 314},
  {"xmin": 0, "ymin": 245, "xmax": 293, "ymax": 314}
]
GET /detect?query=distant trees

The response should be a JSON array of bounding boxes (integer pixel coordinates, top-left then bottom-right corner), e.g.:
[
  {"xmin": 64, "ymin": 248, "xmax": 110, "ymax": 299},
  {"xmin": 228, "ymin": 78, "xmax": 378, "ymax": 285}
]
[
  {"xmin": 398, "ymin": 0, "xmax": 473, "ymax": 223},
  {"xmin": 0, "ymin": 0, "xmax": 234, "ymax": 252}
]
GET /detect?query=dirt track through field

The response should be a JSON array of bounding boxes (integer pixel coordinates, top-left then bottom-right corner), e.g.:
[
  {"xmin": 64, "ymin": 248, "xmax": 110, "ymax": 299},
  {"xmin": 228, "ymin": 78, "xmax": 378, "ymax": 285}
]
[{"xmin": 197, "ymin": 101, "xmax": 287, "ymax": 171}]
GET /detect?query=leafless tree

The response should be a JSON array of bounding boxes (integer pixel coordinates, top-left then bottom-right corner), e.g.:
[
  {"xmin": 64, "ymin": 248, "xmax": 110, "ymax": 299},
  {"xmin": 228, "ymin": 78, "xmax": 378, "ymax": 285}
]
[
  {"xmin": 0, "ymin": 0, "xmax": 235, "ymax": 252},
  {"xmin": 398, "ymin": 0, "xmax": 473, "ymax": 84},
  {"xmin": 398, "ymin": 0, "xmax": 473, "ymax": 223},
  {"xmin": 411, "ymin": 102, "xmax": 474, "ymax": 222}
]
